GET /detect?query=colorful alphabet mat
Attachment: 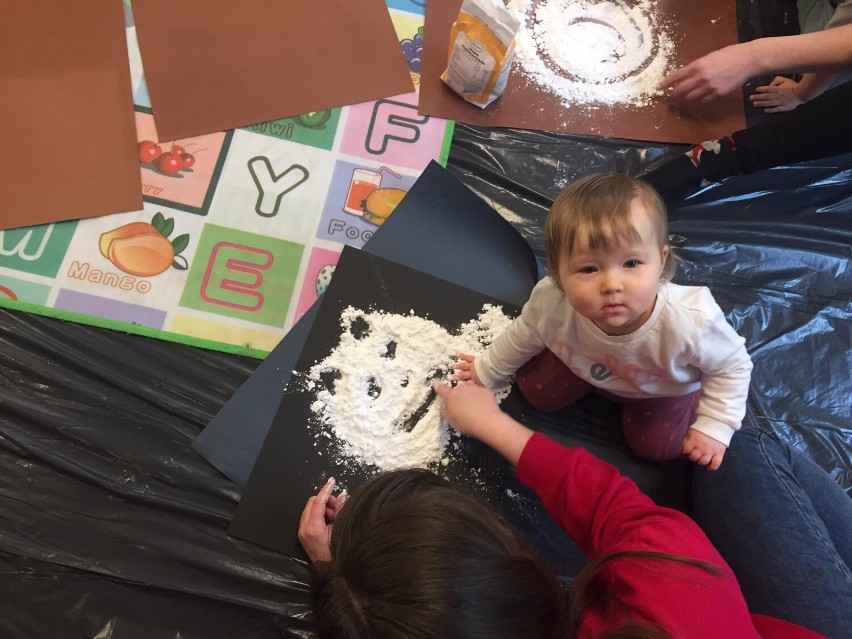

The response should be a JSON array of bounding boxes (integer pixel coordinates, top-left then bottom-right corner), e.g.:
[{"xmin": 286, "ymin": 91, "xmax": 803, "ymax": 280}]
[{"xmin": 0, "ymin": 0, "xmax": 452, "ymax": 358}]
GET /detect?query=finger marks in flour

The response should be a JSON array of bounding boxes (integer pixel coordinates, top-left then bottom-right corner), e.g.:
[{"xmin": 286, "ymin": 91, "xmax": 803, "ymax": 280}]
[{"xmin": 508, "ymin": 0, "xmax": 675, "ymax": 106}]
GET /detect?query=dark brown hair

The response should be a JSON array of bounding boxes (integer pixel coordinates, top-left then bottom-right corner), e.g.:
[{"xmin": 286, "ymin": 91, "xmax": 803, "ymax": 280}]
[
  {"xmin": 309, "ymin": 469, "xmax": 723, "ymax": 639},
  {"xmin": 311, "ymin": 468, "xmax": 568, "ymax": 639},
  {"xmin": 544, "ymin": 174, "xmax": 676, "ymax": 290}
]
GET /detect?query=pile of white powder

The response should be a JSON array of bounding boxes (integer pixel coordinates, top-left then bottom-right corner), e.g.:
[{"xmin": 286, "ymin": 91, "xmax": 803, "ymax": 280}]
[
  {"xmin": 304, "ymin": 304, "xmax": 514, "ymax": 471},
  {"xmin": 507, "ymin": 0, "xmax": 675, "ymax": 106}
]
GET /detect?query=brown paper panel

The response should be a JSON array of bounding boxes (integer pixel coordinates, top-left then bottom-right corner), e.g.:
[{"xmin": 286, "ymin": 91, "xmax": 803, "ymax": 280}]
[
  {"xmin": 420, "ymin": 0, "xmax": 745, "ymax": 144},
  {"xmin": 132, "ymin": 0, "xmax": 414, "ymax": 142},
  {"xmin": 0, "ymin": 1, "xmax": 142, "ymax": 231}
]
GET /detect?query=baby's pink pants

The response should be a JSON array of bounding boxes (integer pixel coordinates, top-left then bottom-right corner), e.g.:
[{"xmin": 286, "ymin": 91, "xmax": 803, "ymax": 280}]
[{"xmin": 516, "ymin": 349, "xmax": 700, "ymax": 461}]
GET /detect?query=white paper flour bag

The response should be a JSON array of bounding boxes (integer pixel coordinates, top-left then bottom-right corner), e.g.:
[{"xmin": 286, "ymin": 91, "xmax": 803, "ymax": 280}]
[{"xmin": 441, "ymin": 0, "xmax": 521, "ymax": 108}]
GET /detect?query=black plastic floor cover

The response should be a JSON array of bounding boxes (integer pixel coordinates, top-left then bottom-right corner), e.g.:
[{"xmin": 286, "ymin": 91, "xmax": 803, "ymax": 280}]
[
  {"xmin": 2, "ymin": 4, "xmax": 851, "ymax": 637},
  {"xmin": 2, "ymin": 123, "xmax": 848, "ymax": 637}
]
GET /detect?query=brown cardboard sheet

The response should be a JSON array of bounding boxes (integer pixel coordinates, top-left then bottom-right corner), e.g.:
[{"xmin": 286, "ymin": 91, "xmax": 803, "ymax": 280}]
[
  {"xmin": 420, "ymin": 0, "xmax": 746, "ymax": 144},
  {"xmin": 0, "ymin": 1, "xmax": 142, "ymax": 231},
  {"xmin": 132, "ymin": 0, "xmax": 415, "ymax": 142}
]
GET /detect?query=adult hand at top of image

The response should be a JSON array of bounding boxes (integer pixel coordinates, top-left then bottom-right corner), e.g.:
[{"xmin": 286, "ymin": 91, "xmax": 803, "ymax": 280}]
[
  {"xmin": 659, "ymin": 23, "xmax": 852, "ymax": 103},
  {"xmin": 750, "ymin": 76, "xmax": 806, "ymax": 112},
  {"xmin": 450, "ymin": 353, "xmax": 483, "ymax": 385},
  {"xmin": 658, "ymin": 44, "xmax": 754, "ymax": 102},
  {"xmin": 297, "ymin": 477, "xmax": 348, "ymax": 563}
]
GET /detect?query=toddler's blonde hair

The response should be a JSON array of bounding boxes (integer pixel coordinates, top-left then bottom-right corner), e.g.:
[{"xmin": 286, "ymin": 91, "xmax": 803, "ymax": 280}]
[{"xmin": 544, "ymin": 174, "xmax": 675, "ymax": 290}]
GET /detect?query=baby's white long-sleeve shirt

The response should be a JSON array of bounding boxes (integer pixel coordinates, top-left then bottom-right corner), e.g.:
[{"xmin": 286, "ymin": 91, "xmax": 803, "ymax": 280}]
[{"xmin": 476, "ymin": 278, "xmax": 753, "ymax": 446}]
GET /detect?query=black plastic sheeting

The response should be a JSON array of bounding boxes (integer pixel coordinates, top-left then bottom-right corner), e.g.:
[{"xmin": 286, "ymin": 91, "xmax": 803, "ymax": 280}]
[
  {"xmin": 2, "ymin": 5, "xmax": 851, "ymax": 637},
  {"xmin": 2, "ymin": 123, "xmax": 849, "ymax": 637}
]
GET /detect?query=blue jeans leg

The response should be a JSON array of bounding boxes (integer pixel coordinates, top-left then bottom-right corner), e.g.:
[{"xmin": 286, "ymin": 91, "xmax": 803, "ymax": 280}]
[{"xmin": 692, "ymin": 427, "xmax": 852, "ymax": 639}]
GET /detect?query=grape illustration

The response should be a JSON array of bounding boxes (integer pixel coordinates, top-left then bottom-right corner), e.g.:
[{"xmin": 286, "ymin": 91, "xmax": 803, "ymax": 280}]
[
  {"xmin": 401, "ymin": 39, "xmax": 416, "ymax": 59},
  {"xmin": 400, "ymin": 26, "xmax": 424, "ymax": 74}
]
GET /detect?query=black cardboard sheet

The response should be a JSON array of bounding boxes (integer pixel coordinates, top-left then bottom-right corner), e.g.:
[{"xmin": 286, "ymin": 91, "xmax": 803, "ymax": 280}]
[
  {"xmin": 192, "ymin": 161, "xmax": 540, "ymax": 487},
  {"xmin": 228, "ymin": 246, "xmax": 518, "ymax": 556},
  {"xmin": 191, "ymin": 302, "xmax": 322, "ymax": 486}
]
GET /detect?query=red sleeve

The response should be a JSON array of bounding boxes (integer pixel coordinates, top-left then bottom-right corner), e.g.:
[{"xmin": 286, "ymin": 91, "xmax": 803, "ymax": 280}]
[
  {"xmin": 751, "ymin": 614, "xmax": 827, "ymax": 639},
  {"xmin": 515, "ymin": 432, "xmax": 727, "ymax": 564},
  {"xmin": 515, "ymin": 434, "xmax": 829, "ymax": 639}
]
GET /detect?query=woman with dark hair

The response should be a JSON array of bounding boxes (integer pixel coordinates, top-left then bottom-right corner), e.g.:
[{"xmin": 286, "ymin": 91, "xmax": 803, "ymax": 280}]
[
  {"xmin": 301, "ymin": 468, "xmax": 569, "ymax": 639},
  {"xmin": 298, "ymin": 381, "xmax": 830, "ymax": 638}
]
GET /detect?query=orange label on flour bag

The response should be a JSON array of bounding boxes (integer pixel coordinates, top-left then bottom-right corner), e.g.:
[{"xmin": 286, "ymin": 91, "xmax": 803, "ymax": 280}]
[{"xmin": 441, "ymin": 0, "xmax": 521, "ymax": 108}]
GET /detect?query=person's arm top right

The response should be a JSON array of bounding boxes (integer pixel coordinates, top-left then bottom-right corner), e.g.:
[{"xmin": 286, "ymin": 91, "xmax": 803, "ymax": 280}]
[
  {"xmin": 748, "ymin": 22, "xmax": 852, "ymax": 73},
  {"xmin": 659, "ymin": 22, "xmax": 852, "ymax": 101}
]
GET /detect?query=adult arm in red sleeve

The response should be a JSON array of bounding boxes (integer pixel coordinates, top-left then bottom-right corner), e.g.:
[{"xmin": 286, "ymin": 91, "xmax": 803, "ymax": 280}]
[
  {"xmin": 515, "ymin": 433, "xmax": 725, "ymax": 562},
  {"xmin": 434, "ymin": 381, "xmax": 724, "ymax": 563}
]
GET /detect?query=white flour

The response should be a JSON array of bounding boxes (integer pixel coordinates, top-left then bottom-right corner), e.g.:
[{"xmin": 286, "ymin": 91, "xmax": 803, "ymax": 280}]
[
  {"xmin": 507, "ymin": 0, "xmax": 675, "ymax": 106},
  {"xmin": 305, "ymin": 305, "xmax": 515, "ymax": 471}
]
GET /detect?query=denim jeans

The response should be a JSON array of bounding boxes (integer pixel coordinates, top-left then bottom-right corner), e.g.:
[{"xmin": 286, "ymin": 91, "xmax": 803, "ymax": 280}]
[{"xmin": 692, "ymin": 427, "xmax": 852, "ymax": 639}]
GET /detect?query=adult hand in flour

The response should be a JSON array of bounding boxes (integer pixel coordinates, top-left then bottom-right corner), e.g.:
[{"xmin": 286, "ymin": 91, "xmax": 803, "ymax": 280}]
[
  {"xmin": 661, "ymin": 22, "xmax": 852, "ymax": 102},
  {"xmin": 450, "ymin": 353, "xmax": 484, "ymax": 386},
  {"xmin": 658, "ymin": 44, "xmax": 752, "ymax": 102},
  {"xmin": 298, "ymin": 477, "xmax": 348, "ymax": 563},
  {"xmin": 434, "ymin": 382, "xmax": 533, "ymax": 466}
]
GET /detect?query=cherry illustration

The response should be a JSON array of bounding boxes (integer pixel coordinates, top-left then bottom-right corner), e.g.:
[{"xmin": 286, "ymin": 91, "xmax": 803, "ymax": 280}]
[
  {"xmin": 155, "ymin": 152, "xmax": 183, "ymax": 176},
  {"xmin": 179, "ymin": 146, "xmax": 208, "ymax": 170},
  {"xmin": 179, "ymin": 153, "xmax": 196, "ymax": 169},
  {"xmin": 140, "ymin": 140, "xmax": 209, "ymax": 177},
  {"xmin": 138, "ymin": 140, "xmax": 163, "ymax": 164}
]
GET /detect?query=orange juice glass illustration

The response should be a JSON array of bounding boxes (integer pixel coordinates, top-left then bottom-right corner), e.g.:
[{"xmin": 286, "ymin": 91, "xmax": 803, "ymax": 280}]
[{"xmin": 344, "ymin": 168, "xmax": 382, "ymax": 216}]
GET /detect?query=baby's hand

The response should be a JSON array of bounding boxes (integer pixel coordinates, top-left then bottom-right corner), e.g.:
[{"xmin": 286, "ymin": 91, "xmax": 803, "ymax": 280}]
[
  {"xmin": 682, "ymin": 429, "xmax": 726, "ymax": 471},
  {"xmin": 451, "ymin": 353, "xmax": 483, "ymax": 386}
]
